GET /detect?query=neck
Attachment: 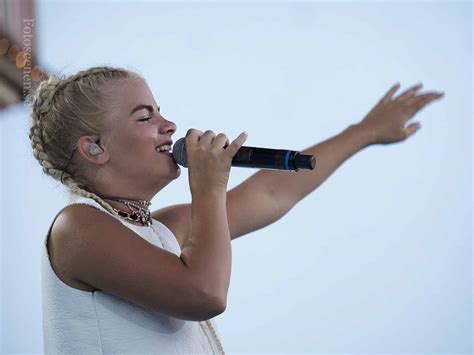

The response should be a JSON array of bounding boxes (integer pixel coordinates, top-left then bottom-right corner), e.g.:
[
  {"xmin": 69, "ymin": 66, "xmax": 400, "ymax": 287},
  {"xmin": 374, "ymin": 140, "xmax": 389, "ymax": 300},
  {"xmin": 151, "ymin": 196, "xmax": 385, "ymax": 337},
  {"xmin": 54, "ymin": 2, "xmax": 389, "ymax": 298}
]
[
  {"xmin": 89, "ymin": 184, "xmax": 155, "ymax": 205},
  {"xmin": 87, "ymin": 188, "xmax": 153, "ymax": 214}
]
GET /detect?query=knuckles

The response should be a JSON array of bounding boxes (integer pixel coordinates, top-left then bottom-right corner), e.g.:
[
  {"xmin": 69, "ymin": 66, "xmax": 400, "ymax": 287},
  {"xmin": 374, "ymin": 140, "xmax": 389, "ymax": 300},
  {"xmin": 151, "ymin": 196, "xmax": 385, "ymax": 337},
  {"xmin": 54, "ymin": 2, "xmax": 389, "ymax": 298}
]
[
  {"xmin": 185, "ymin": 128, "xmax": 203, "ymax": 144},
  {"xmin": 203, "ymin": 130, "xmax": 215, "ymax": 136},
  {"xmin": 186, "ymin": 128, "xmax": 204, "ymax": 136},
  {"xmin": 185, "ymin": 129, "xmax": 233, "ymax": 151}
]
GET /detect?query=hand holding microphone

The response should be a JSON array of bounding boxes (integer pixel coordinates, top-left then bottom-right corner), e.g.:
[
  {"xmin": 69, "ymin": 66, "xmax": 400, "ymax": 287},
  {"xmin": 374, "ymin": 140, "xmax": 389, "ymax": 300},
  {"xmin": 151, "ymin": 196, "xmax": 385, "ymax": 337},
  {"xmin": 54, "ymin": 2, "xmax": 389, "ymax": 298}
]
[
  {"xmin": 173, "ymin": 130, "xmax": 316, "ymax": 172},
  {"xmin": 183, "ymin": 129, "xmax": 249, "ymax": 194}
]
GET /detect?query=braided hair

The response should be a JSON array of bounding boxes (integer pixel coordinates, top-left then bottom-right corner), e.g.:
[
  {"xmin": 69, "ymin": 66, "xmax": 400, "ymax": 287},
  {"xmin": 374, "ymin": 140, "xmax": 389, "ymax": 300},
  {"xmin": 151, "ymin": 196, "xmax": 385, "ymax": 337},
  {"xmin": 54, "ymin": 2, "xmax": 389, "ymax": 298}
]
[{"xmin": 28, "ymin": 65, "xmax": 145, "ymax": 215}]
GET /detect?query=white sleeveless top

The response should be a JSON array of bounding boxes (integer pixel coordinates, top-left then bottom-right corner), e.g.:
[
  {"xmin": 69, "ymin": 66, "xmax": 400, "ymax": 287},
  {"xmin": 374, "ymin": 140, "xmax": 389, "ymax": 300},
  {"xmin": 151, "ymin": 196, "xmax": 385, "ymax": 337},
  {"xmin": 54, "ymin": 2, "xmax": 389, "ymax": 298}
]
[{"xmin": 41, "ymin": 194, "xmax": 224, "ymax": 354}]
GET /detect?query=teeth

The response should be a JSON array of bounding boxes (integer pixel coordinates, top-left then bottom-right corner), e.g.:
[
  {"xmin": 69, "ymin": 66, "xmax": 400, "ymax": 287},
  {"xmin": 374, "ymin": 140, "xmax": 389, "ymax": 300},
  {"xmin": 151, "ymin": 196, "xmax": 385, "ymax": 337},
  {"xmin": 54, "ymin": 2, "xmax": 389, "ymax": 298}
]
[{"xmin": 157, "ymin": 144, "xmax": 171, "ymax": 152}]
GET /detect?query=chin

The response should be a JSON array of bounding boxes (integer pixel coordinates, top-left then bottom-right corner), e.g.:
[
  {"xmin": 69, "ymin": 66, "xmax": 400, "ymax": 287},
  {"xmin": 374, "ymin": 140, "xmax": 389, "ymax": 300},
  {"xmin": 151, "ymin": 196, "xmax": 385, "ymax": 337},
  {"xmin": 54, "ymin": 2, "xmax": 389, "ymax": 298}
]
[
  {"xmin": 164, "ymin": 164, "xmax": 181, "ymax": 179},
  {"xmin": 173, "ymin": 166, "xmax": 181, "ymax": 178}
]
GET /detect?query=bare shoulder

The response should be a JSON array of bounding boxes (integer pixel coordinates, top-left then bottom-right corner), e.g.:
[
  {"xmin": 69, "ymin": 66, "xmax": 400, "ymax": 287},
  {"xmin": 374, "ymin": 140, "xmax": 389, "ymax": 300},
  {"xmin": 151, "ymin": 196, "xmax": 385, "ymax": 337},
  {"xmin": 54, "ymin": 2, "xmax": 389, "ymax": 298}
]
[
  {"xmin": 47, "ymin": 205, "xmax": 100, "ymax": 292},
  {"xmin": 151, "ymin": 203, "xmax": 192, "ymax": 250},
  {"xmin": 48, "ymin": 204, "xmax": 123, "ymax": 292}
]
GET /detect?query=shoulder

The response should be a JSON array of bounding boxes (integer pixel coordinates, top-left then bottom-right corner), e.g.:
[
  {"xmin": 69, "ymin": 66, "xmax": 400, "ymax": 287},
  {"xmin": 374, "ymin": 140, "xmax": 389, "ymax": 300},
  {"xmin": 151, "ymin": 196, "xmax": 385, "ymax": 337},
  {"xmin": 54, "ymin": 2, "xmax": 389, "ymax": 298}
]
[
  {"xmin": 48, "ymin": 204, "xmax": 116, "ymax": 292},
  {"xmin": 51, "ymin": 203, "xmax": 126, "ymax": 241},
  {"xmin": 49, "ymin": 203, "xmax": 131, "ymax": 273},
  {"xmin": 48, "ymin": 203, "xmax": 149, "ymax": 292},
  {"xmin": 50, "ymin": 203, "xmax": 96, "ymax": 239}
]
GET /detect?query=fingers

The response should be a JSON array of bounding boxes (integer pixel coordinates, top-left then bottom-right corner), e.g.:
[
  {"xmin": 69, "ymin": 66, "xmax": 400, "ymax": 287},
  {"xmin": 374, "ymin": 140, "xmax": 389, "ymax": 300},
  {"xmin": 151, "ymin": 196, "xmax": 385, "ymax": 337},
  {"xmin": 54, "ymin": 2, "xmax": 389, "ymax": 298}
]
[
  {"xmin": 225, "ymin": 131, "xmax": 248, "ymax": 157},
  {"xmin": 392, "ymin": 82, "xmax": 423, "ymax": 103},
  {"xmin": 213, "ymin": 133, "xmax": 230, "ymax": 148},
  {"xmin": 380, "ymin": 82, "xmax": 401, "ymax": 103},
  {"xmin": 404, "ymin": 91, "xmax": 445, "ymax": 113},
  {"xmin": 184, "ymin": 128, "xmax": 245, "ymax": 153},
  {"xmin": 185, "ymin": 128, "xmax": 203, "ymax": 144},
  {"xmin": 403, "ymin": 121, "xmax": 421, "ymax": 138},
  {"xmin": 199, "ymin": 130, "xmax": 216, "ymax": 145},
  {"xmin": 411, "ymin": 91, "xmax": 445, "ymax": 105}
]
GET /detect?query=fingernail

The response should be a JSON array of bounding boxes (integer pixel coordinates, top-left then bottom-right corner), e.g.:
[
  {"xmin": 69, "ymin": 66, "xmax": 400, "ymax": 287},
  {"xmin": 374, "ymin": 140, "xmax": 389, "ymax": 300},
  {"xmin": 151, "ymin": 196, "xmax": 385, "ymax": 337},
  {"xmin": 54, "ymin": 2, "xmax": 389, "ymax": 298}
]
[{"xmin": 243, "ymin": 131, "xmax": 248, "ymax": 136}]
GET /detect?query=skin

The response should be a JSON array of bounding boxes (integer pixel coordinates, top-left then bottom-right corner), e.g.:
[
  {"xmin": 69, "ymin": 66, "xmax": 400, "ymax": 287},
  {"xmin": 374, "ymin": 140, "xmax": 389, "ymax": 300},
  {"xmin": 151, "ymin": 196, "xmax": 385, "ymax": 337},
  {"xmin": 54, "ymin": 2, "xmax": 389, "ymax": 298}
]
[{"xmin": 76, "ymin": 78, "xmax": 181, "ymax": 223}]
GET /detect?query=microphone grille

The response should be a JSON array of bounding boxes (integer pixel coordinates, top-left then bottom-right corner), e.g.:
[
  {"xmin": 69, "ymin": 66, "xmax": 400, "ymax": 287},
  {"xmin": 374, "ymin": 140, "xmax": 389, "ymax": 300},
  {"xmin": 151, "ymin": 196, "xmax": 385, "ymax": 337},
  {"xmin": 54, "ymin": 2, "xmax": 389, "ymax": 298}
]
[{"xmin": 172, "ymin": 138, "xmax": 188, "ymax": 167}]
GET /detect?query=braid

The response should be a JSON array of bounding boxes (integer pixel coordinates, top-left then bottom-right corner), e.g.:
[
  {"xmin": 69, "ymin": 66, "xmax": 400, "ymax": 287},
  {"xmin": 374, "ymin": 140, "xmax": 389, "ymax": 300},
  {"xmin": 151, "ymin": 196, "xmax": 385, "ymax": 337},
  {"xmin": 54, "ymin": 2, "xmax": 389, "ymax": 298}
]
[
  {"xmin": 28, "ymin": 65, "xmax": 143, "ymax": 217},
  {"xmin": 54, "ymin": 66, "xmax": 127, "ymax": 96}
]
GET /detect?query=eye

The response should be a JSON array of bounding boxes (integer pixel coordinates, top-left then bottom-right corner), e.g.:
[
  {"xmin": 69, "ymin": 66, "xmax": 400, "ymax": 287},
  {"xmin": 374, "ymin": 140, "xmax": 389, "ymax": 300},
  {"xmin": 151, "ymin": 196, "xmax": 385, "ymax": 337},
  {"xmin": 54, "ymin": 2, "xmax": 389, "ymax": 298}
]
[{"xmin": 139, "ymin": 115, "xmax": 152, "ymax": 122}]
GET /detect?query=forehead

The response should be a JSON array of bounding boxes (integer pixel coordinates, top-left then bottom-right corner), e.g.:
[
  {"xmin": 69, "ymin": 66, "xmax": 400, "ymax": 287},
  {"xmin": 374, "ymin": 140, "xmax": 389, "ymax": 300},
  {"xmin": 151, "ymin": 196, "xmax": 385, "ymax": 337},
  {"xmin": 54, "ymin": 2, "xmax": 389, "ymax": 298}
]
[{"xmin": 111, "ymin": 78, "xmax": 157, "ymax": 111}]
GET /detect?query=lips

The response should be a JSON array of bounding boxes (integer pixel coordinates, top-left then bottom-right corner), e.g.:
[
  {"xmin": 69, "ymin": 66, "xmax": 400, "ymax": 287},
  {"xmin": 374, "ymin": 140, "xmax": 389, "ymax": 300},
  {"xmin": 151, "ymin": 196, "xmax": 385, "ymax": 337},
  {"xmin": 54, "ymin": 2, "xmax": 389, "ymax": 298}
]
[
  {"xmin": 158, "ymin": 151, "xmax": 173, "ymax": 156},
  {"xmin": 156, "ymin": 147, "xmax": 174, "ymax": 159},
  {"xmin": 156, "ymin": 140, "xmax": 173, "ymax": 149}
]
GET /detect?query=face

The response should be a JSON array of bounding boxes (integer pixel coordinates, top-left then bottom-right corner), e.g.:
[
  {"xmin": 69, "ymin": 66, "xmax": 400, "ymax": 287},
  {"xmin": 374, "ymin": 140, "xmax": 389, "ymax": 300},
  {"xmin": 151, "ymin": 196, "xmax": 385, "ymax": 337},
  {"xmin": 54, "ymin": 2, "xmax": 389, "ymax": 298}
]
[{"xmin": 98, "ymin": 78, "xmax": 181, "ymax": 192}]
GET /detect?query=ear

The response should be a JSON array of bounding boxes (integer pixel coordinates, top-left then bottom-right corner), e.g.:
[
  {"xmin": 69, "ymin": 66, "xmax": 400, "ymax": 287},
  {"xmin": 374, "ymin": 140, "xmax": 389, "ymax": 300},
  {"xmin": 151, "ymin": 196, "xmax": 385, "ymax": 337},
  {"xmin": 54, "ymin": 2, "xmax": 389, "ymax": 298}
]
[{"xmin": 77, "ymin": 135, "xmax": 110, "ymax": 165}]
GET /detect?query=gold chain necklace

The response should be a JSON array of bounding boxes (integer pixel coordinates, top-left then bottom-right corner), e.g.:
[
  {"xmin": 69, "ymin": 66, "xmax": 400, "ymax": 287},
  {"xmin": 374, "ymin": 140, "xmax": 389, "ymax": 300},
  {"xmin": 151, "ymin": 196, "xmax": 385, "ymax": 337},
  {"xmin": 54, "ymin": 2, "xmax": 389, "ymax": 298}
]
[
  {"xmin": 199, "ymin": 319, "xmax": 225, "ymax": 354},
  {"xmin": 98, "ymin": 194, "xmax": 152, "ymax": 226}
]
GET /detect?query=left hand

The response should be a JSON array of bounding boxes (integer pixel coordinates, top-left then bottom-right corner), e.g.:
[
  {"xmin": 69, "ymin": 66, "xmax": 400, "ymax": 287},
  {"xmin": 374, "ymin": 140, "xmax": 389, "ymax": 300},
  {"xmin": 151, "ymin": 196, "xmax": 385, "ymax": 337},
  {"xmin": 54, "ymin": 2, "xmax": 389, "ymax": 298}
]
[{"xmin": 355, "ymin": 82, "xmax": 445, "ymax": 145}]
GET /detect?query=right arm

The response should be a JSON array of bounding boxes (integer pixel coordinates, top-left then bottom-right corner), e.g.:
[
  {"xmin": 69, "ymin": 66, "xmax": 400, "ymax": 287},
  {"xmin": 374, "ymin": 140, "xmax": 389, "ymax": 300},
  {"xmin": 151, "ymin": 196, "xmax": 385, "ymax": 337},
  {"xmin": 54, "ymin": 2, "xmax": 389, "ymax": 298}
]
[
  {"xmin": 180, "ymin": 188, "xmax": 231, "ymax": 311},
  {"xmin": 176, "ymin": 128, "xmax": 248, "ymax": 310}
]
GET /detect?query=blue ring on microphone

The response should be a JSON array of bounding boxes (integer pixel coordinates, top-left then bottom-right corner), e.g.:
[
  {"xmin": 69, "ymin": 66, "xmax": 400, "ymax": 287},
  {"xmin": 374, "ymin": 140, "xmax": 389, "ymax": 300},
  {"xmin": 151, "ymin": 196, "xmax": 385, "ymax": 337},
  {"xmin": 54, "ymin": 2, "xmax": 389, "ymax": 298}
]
[{"xmin": 284, "ymin": 150, "xmax": 291, "ymax": 170}]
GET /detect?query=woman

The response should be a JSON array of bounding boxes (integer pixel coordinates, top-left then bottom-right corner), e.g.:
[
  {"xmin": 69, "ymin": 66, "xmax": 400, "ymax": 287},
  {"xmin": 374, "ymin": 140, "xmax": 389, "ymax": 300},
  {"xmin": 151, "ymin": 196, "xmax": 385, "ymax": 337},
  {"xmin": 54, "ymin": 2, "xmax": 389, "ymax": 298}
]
[{"xmin": 29, "ymin": 66, "xmax": 444, "ymax": 354}]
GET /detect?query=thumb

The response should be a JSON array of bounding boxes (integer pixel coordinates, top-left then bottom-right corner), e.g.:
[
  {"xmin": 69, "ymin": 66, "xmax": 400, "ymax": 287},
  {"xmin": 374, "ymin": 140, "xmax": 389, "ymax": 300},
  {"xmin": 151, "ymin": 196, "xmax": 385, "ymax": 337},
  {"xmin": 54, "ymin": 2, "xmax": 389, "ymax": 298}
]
[
  {"xmin": 404, "ymin": 122, "xmax": 421, "ymax": 138},
  {"xmin": 226, "ymin": 131, "xmax": 248, "ymax": 156}
]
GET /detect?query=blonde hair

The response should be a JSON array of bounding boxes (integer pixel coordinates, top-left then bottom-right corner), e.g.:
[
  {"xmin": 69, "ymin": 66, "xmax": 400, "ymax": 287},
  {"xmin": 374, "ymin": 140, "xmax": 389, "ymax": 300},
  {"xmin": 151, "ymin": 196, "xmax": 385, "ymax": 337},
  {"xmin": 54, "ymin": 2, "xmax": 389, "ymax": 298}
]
[{"xmin": 28, "ymin": 65, "xmax": 144, "ymax": 215}]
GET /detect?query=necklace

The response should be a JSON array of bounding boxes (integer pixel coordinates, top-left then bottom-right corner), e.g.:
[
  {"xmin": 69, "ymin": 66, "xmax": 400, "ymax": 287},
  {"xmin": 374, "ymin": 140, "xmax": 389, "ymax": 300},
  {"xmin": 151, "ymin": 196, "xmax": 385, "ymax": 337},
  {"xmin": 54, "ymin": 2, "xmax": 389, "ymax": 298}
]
[
  {"xmin": 97, "ymin": 194, "xmax": 152, "ymax": 226},
  {"xmin": 199, "ymin": 319, "xmax": 225, "ymax": 354}
]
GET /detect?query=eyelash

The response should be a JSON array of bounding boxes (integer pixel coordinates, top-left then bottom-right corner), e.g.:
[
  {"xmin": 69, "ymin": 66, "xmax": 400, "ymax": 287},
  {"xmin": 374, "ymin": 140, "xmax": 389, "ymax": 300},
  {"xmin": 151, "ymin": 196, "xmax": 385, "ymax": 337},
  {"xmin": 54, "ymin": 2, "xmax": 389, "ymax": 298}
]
[
  {"xmin": 139, "ymin": 115, "xmax": 152, "ymax": 122},
  {"xmin": 139, "ymin": 107, "xmax": 160, "ymax": 122}
]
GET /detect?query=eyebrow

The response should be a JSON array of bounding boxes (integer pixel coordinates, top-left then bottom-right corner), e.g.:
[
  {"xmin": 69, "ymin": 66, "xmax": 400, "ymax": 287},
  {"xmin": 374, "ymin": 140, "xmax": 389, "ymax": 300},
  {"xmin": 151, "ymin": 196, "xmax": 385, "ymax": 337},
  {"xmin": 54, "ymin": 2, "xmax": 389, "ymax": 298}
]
[{"xmin": 130, "ymin": 104, "xmax": 160, "ymax": 116}]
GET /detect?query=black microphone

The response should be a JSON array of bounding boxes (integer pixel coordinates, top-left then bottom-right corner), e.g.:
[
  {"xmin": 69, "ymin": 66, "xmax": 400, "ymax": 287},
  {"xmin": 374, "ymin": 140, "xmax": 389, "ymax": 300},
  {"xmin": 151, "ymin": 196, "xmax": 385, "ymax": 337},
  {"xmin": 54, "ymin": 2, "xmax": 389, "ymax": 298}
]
[{"xmin": 172, "ymin": 137, "xmax": 316, "ymax": 172}]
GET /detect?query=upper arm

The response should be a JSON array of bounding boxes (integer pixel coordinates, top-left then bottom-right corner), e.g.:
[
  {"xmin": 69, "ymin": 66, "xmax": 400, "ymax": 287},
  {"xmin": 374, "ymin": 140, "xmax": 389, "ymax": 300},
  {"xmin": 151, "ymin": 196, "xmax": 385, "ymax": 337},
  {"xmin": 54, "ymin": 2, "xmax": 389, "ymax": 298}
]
[
  {"xmin": 152, "ymin": 176, "xmax": 284, "ymax": 244},
  {"xmin": 226, "ymin": 176, "xmax": 284, "ymax": 239},
  {"xmin": 51, "ymin": 204, "xmax": 224, "ymax": 321},
  {"xmin": 151, "ymin": 204, "xmax": 191, "ymax": 250}
]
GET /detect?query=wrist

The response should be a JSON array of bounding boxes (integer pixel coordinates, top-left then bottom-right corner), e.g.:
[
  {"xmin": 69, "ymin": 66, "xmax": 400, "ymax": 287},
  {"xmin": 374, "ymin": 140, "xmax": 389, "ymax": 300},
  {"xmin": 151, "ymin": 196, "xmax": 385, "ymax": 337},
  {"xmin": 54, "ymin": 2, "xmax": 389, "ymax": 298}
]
[
  {"xmin": 191, "ymin": 187, "xmax": 227, "ymax": 199},
  {"xmin": 347, "ymin": 123, "xmax": 377, "ymax": 147}
]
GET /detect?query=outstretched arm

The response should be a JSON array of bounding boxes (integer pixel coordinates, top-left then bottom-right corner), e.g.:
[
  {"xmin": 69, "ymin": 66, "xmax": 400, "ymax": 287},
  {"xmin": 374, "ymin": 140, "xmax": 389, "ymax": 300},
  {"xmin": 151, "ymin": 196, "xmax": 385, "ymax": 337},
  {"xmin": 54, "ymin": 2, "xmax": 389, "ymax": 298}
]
[{"xmin": 242, "ymin": 82, "xmax": 445, "ymax": 220}]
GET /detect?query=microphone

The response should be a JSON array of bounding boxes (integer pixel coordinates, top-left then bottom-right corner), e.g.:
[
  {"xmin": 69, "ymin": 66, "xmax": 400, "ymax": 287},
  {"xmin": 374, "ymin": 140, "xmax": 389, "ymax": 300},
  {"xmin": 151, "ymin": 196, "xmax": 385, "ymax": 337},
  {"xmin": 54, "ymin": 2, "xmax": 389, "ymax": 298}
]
[{"xmin": 172, "ymin": 137, "xmax": 316, "ymax": 172}]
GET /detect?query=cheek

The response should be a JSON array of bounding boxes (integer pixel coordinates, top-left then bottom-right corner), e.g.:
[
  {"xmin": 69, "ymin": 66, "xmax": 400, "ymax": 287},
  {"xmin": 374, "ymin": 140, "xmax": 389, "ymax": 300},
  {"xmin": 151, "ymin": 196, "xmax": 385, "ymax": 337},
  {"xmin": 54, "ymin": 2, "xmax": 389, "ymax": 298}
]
[
  {"xmin": 111, "ymin": 125, "xmax": 155, "ymax": 160},
  {"xmin": 111, "ymin": 138, "xmax": 143, "ymax": 161}
]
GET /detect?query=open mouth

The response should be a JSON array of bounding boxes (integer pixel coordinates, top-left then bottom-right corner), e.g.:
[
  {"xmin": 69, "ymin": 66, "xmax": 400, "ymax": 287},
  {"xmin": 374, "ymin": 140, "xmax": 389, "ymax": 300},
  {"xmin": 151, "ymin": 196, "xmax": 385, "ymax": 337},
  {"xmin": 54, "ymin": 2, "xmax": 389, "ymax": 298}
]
[
  {"xmin": 156, "ymin": 144, "xmax": 172, "ymax": 153},
  {"xmin": 156, "ymin": 148, "xmax": 173, "ymax": 157}
]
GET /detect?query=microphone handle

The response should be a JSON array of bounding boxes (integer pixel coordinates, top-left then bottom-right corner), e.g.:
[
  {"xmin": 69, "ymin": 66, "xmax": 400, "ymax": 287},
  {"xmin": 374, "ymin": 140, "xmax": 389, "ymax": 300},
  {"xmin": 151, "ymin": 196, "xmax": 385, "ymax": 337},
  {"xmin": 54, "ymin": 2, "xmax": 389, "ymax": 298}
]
[{"xmin": 228, "ymin": 146, "xmax": 316, "ymax": 172}]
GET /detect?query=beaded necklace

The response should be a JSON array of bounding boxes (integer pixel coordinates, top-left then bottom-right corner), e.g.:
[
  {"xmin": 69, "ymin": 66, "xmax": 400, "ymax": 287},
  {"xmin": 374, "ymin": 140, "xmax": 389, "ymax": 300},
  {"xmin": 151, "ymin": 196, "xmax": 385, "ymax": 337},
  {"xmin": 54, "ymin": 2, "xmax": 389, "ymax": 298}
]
[{"xmin": 97, "ymin": 194, "xmax": 152, "ymax": 226}]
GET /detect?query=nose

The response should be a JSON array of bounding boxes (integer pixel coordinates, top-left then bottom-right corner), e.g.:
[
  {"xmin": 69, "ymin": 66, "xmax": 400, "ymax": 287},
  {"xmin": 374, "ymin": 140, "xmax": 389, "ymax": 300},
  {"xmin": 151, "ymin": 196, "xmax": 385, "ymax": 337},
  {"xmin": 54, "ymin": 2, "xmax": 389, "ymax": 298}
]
[{"xmin": 159, "ymin": 116, "xmax": 177, "ymax": 136}]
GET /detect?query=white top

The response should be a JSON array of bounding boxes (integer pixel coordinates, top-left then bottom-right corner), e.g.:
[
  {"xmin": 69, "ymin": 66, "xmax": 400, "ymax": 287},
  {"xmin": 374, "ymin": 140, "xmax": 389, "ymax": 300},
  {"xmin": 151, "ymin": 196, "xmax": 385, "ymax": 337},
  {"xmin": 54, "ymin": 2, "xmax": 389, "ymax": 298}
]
[{"xmin": 41, "ymin": 193, "xmax": 224, "ymax": 354}]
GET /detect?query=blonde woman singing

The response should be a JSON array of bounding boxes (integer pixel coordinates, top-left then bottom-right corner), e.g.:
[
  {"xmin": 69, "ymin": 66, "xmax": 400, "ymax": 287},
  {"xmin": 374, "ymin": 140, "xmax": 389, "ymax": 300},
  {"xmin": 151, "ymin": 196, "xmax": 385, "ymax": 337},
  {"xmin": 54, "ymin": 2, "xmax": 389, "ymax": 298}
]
[{"xmin": 29, "ymin": 66, "xmax": 444, "ymax": 354}]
